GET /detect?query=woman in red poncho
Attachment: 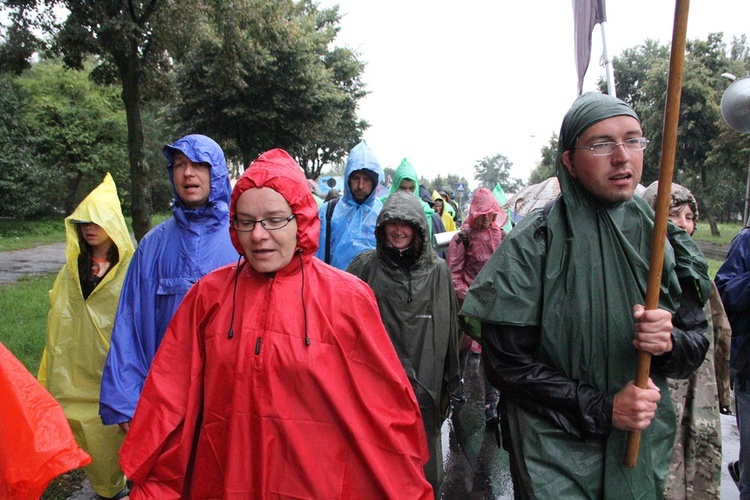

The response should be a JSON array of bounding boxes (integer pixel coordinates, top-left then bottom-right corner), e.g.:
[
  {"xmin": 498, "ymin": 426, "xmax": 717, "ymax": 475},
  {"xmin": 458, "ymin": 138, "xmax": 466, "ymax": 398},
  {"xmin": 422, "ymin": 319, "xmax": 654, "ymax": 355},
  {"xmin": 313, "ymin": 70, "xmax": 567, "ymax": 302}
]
[
  {"xmin": 447, "ymin": 187, "xmax": 508, "ymax": 424},
  {"xmin": 119, "ymin": 148, "xmax": 432, "ymax": 499}
]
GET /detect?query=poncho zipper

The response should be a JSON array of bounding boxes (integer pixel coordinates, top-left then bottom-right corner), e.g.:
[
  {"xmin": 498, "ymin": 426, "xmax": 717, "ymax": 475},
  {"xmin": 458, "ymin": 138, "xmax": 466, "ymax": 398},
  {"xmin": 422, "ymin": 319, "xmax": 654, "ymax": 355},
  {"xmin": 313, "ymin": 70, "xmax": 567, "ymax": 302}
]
[{"xmin": 256, "ymin": 273, "xmax": 275, "ymax": 354}]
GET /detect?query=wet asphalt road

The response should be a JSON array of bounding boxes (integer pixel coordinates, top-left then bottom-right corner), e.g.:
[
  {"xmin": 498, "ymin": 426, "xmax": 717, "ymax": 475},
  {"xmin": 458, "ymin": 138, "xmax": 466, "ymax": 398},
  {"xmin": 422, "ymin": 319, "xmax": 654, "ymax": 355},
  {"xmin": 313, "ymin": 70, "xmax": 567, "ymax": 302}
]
[
  {"xmin": 0, "ymin": 242, "xmax": 66, "ymax": 284},
  {"xmin": 441, "ymin": 354, "xmax": 513, "ymax": 499},
  {"xmin": 0, "ymin": 243, "xmax": 742, "ymax": 498}
]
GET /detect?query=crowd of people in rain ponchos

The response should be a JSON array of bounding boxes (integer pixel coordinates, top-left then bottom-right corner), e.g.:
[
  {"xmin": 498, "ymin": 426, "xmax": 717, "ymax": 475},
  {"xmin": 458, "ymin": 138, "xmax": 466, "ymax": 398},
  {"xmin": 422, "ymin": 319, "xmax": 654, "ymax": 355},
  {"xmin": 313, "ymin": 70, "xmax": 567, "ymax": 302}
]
[{"xmin": 6, "ymin": 95, "xmax": 736, "ymax": 499}]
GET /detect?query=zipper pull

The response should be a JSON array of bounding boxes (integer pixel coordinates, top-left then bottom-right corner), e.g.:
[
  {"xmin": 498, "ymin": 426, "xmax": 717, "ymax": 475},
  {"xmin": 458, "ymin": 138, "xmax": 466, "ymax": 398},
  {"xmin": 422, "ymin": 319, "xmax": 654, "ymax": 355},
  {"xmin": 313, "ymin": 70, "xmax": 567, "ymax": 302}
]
[{"xmin": 255, "ymin": 337, "xmax": 262, "ymax": 355}]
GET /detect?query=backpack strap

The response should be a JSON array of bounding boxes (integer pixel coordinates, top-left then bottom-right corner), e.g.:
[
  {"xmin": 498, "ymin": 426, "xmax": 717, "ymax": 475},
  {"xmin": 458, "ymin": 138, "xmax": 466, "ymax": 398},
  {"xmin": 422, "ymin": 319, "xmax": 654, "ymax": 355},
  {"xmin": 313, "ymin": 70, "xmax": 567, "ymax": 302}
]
[
  {"xmin": 324, "ymin": 197, "xmax": 339, "ymax": 264},
  {"xmin": 533, "ymin": 197, "xmax": 558, "ymax": 239}
]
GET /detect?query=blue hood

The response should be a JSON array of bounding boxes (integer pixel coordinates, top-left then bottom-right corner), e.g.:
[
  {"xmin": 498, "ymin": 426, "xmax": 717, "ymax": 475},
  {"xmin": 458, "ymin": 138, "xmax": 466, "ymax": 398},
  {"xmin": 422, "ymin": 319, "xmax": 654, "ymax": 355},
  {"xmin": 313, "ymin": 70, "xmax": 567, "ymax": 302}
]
[
  {"xmin": 342, "ymin": 141, "xmax": 383, "ymax": 206},
  {"xmin": 163, "ymin": 134, "xmax": 232, "ymax": 212}
]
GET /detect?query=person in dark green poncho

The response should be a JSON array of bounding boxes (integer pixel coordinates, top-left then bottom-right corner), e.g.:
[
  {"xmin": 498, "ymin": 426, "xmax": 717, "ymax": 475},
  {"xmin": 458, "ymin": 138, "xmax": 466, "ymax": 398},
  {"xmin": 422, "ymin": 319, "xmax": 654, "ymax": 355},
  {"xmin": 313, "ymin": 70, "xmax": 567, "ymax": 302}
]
[
  {"xmin": 461, "ymin": 93, "xmax": 711, "ymax": 499},
  {"xmin": 347, "ymin": 191, "xmax": 461, "ymax": 498}
]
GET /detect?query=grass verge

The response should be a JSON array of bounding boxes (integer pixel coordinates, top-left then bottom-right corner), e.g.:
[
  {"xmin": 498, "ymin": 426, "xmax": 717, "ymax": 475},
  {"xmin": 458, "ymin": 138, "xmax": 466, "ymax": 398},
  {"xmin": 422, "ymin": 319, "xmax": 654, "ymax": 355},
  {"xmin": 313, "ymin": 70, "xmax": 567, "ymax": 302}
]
[
  {"xmin": 0, "ymin": 273, "xmax": 55, "ymax": 372},
  {"xmin": 694, "ymin": 221, "xmax": 744, "ymax": 246},
  {"xmin": 0, "ymin": 213, "xmax": 172, "ymax": 251},
  {"xmin": 0, "ymin": 273, "xmax": 90, "ymax": 499},
  {"xmin": 0, "ymin": 217, "xmax": 65, "ymax": 251}
]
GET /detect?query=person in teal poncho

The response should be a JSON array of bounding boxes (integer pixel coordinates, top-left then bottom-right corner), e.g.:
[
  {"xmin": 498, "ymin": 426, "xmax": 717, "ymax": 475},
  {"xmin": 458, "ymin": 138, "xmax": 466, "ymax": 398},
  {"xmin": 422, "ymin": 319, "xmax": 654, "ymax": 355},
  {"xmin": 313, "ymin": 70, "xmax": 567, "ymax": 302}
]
[
  {"xmin": 461, "ymin": 93, "xmax": 710, "ymax": 499},
  {"xmin": 381, "ymin": 158, "xmax": 435, "ymax": 240}
]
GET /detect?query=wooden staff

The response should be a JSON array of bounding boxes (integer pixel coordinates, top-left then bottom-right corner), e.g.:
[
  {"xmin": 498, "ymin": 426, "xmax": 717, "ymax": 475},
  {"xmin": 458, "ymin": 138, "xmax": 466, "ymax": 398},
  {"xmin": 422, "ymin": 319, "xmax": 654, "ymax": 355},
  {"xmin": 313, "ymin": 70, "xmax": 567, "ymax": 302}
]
[{"xmin": 625, "ymin": 0, "xmax": 690, "ymax": 468}]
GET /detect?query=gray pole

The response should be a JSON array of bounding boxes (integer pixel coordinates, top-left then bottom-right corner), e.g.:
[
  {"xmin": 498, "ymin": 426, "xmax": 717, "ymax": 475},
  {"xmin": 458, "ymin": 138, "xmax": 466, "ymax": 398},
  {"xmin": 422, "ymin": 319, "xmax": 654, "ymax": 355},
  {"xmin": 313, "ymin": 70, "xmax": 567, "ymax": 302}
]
[{"xmin": 600, "ymin": 21, "xmax": 617, "ymax": 98}]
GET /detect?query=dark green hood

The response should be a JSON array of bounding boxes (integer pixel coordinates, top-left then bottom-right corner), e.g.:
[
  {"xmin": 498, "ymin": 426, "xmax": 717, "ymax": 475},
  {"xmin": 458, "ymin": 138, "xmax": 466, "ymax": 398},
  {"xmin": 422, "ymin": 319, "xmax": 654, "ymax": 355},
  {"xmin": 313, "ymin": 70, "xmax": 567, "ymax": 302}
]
[{"xmin": 376, "ymin": 191, "xmax": 435, "ymax": 269}]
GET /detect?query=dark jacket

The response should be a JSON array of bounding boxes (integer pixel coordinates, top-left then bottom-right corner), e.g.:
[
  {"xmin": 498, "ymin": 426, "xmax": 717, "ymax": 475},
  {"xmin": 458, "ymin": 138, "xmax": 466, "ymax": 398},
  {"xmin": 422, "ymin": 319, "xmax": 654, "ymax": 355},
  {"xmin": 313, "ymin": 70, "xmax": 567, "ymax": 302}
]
[
  {"xmin": 715, "ymin": 227, "xmax": 750, "ymax": 375},
  {"xmin": 347, "ymin": 191, "xmax": 461, "ymax": 494}
]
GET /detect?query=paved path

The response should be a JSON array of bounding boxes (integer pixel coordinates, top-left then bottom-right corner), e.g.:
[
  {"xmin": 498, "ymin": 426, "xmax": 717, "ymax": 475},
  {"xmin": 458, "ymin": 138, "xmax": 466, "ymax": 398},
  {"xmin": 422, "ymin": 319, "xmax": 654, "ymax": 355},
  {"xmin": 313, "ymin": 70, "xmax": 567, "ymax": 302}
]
[
  {"xmin": 696, "ymin": 240, "xmax": 730, "ymax": 261},
  {"xmin": 0, "ymin": 242, "xmax": 66, "ymax": 284}
]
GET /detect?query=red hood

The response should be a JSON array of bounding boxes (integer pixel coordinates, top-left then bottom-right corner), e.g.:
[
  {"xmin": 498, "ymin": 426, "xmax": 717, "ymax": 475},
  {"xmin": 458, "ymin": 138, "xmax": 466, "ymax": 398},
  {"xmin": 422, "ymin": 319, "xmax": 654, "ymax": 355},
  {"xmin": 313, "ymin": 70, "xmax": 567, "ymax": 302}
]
[
  {"xmin": 465, "ymin": 187, "xmax": 507, "ymax": 228},
  {"xmin": 230, "ymin": 149, "xmax": 320, "ymax": 259}
]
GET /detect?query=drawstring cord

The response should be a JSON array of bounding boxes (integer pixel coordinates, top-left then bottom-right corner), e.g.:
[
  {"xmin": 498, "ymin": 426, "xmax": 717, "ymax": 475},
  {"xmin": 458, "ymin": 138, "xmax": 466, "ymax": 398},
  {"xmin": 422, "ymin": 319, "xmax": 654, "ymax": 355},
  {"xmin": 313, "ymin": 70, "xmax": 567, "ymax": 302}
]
[
  {"xmin": 227, "ymin": 255, "xmax": 245, "ymax": 339},
  {"xmin": 227, "ymin": 252, "xmax": 309, "ymax": 347}
]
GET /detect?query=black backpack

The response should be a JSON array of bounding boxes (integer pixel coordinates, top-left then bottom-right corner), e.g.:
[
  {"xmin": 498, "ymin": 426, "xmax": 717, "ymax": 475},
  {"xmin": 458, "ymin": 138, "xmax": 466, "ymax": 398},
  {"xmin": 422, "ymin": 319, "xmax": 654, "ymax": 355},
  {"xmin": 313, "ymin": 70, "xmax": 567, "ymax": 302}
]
[{"xmin": 324, "ymin": 197, "xmax": 339, "ymax": 264}]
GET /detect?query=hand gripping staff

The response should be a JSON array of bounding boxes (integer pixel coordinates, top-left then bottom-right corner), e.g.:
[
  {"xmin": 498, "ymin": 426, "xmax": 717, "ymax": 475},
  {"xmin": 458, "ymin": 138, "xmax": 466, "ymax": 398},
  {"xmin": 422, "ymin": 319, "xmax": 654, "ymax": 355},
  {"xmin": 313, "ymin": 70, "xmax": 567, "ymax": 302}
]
[{"xmin": 625, "ymin": 0, "xmax": 690, "ymax": 468}]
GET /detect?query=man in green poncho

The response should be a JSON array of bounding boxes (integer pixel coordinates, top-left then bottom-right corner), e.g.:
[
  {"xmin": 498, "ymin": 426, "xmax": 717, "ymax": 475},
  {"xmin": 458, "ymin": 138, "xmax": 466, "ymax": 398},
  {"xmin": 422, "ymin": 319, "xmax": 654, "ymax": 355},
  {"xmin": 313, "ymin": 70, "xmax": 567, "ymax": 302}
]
[{"xmin": 461, "ymin": 93, "xmax": 711, "ymax": 499}]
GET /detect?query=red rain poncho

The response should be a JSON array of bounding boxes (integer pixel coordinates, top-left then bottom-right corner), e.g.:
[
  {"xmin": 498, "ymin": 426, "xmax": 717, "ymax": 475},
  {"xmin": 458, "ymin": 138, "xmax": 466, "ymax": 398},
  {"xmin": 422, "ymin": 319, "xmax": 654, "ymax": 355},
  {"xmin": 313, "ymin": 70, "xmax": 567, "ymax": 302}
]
[
  {"xmin": 0, "ymin": 342, "xmax": 90, "ymax": 498},
  {"xmin": 120, "ymin": 149, "xmax": 432, "ymax": 499},
  {"xmin": 447, "ymin": 187, "xmax": 507, "ymax": 304}
]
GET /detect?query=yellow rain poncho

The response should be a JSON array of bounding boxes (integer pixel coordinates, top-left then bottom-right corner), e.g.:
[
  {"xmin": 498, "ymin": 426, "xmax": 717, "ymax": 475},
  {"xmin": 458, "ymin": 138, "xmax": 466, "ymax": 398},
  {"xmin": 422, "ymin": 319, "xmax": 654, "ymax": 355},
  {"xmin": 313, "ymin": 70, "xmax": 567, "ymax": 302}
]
[
  {"xmin": 431, "ymin": 190, "xmax": 456, "ymax": 232},
  {"xmin": 38, "ymin": 173, "xmax": 134, "ymax": 497}
]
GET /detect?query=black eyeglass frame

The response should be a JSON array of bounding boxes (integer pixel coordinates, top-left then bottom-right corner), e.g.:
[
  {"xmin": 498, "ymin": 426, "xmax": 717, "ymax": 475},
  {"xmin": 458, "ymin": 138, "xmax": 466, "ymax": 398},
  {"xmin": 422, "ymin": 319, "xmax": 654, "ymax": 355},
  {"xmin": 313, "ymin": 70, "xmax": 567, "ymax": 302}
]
[{"xmin": 233, "ymin": 214, "xmax": 296, "ymax": 232}]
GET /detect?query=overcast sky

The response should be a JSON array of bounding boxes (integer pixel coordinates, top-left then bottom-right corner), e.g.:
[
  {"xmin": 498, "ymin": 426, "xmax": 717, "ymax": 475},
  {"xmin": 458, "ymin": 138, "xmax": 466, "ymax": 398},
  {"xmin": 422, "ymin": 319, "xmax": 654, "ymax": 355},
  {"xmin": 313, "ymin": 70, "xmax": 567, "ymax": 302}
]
[{"xmin": 318, "ymin": 0, "xmax": 750, "ymax": 189}]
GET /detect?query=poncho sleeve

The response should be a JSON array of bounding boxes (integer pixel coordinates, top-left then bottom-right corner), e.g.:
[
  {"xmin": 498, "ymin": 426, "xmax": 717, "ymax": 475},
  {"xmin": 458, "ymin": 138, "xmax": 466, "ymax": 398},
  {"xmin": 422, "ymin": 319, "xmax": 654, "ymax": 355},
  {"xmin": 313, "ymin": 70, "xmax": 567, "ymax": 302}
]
[
  {"xmin": 715, "ymin": 228, "xmax": 750, "ymax": 313},
  {"xmin": 447, "ymin": 233, "xmax": 469, "ymax": 303},
  {"xmin": 99, "ymin": 247, "xmax": 153, "ymax": 425},
  {"xmin": 118, "ymin": 281, "xmax": 207, "ymax": 499}
]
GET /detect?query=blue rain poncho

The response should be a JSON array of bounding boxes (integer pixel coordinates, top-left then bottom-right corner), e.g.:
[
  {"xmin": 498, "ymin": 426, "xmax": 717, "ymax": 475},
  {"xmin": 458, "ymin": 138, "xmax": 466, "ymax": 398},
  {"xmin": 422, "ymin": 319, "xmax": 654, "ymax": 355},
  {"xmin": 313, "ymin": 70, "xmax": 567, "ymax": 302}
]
[
  {"xmin": 315, "ymin": 141, "xmax": 384, "ymax": 270},
  {"xmin": 99, "ymin": 135, "xmax": 236, "ymax": 425},
  {"xmin": 39, "ymin": 173, "xmax": 134, "ymax": 497}
]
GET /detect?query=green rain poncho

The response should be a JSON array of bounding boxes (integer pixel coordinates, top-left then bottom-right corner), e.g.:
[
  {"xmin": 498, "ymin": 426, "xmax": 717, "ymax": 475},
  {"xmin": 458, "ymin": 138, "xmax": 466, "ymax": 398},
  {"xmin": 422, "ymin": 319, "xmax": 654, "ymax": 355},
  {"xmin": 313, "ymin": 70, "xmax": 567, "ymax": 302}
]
[
  {"xmin": 39, "ymin": 173, "xmax": 134, "ymax": 497},
  {"xmin": 381, "ymin": 158, "xmax": 435, "ymax": 238},
  {"xmin": 461, "ymin": 93, "xmax": 710, "ymax": 499},
  {"xmin": 346, "ymin": 191, "xmax": 460, "ymax": 495}
]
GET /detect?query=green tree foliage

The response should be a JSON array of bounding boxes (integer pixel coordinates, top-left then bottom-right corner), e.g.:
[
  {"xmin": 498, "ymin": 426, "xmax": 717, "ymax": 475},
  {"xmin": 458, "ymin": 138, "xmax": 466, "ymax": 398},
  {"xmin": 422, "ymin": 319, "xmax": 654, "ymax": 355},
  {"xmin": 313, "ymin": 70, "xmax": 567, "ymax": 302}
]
[
  {"xmin": 528, "ymin": 133, "xmax": 559, "ymax": 184},
  {"xmin": 428, "ymin": 174, "xmax": 470, "ymax": 195},
  {"xmin": 140, "ymin": 102, "xmax": 182, "ymax": 213},
  {"xmin": 0, "ymin": 61, "xmax": 128, "ymax": 217},
  {"xmin": 473, "ymin": 153, "xmax": 523, "ymax": 192},
  {"xmin": 172, "ymin": 0, "xmax": 367, "ymax": 177},
  {"xmin": 0, "ymin": 74, "xmax": 48, "ymax": 217},
  {"xmin": 1, "ymin": 0, "xmax": 205, "ymax": 240},
  {"xmin": 0, "ymin": 5, "xmax": 47, "ymax": 75},
  {"xmin": 602, "ymin": 33, "xmax": 750, "ymax": 233}
]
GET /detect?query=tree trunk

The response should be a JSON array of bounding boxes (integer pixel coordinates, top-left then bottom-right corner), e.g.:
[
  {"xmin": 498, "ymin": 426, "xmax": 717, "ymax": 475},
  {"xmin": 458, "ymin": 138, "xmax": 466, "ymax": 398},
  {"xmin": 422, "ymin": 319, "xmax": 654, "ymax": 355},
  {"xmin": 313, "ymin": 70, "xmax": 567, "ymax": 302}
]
[
  {"xmin": 119, "ymin": 58, "xmax": 151, "ymax": 242},
  {"xmin": 706, "ymin": 211, "xmax": 721, "ymax": 237}
]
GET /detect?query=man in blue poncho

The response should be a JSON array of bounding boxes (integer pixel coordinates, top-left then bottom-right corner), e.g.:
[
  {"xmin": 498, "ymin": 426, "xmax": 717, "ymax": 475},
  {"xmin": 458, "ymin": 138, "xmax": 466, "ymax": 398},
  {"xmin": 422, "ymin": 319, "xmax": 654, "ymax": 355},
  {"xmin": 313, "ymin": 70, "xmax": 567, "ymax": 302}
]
[
  {"xmin": 99, "ymin": 134, "xmax": 236, "ymax": 431},
  {"xmin": 316, "ymin": 141, "xmax": 384, "ymax": 270},
  {"xmin": 462, "ymin": 93, "xmax": 710, "ymax": 498},
  {"xmin": 716, "ymin": 225, "xmax": 750, "ymax": 496}
]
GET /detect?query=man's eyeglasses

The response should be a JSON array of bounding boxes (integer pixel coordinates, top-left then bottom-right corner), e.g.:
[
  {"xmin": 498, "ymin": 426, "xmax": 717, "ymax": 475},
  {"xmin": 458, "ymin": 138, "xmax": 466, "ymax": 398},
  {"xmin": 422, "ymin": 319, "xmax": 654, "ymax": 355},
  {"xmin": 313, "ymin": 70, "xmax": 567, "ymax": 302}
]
[
  {"xmin": 573, "ymin": 137, "xmax": 649, "ymax": 156},
  {"xmin": 233, "ymin": 214, "xmax": 296, "ymax": 232}
]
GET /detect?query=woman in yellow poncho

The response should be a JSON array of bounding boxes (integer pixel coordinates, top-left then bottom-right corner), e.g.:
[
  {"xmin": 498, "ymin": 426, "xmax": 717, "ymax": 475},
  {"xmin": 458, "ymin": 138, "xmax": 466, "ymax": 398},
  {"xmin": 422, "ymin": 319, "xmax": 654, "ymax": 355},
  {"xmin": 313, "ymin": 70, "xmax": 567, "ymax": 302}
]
[
  {"xmin": 39, "ymin": 173, "xmax": 134, "ymax": 499},
  {"xmin": 431, "ymin": 190, "xmax": 456, "ymax": 232}
]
